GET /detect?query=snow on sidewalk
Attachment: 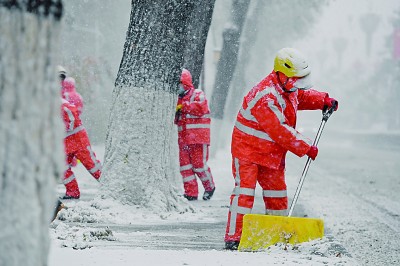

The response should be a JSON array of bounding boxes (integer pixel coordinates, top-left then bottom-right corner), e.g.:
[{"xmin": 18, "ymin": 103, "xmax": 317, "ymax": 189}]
[{"xmin": 49, "ymin": 146, "xmax": 358, "ymax": 266}]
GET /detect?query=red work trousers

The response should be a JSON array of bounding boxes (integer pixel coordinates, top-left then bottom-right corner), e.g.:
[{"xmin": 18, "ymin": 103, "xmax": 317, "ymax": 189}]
[
  {"xmin": 63, "ymin": 132, "xmax": 102, "ymax": 198},
  {"xmin": 224, "ymin": 157, "xmax": 288, "ymax": 242},
  {"xmin": 179, "ymin": 144, "xmax": 215, "ymax": 197}
]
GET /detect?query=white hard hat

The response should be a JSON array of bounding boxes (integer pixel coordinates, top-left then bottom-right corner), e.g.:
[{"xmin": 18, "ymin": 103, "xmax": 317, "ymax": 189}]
[{"xmin": 57, "ymin": 65, "xmax": 67, "ymax": 79}]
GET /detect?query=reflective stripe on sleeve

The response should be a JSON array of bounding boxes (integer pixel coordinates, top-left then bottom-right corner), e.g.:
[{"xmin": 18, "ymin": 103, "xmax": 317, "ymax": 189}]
[
  {"xmin": 238, "ymin": 87, "xmax": 272, "ymax": 122},
  {"xmin": 266, "ymin": 100, "xmax": 309, "ymax": 143},
  {"xmin": 239, "ymin": 108, "xmax": 257, "ymax": 122},
  {"xmin": 270, "ymin": 88, "xmax": 286, "ymax": 111},
  {"xmin": 247, "ymin": 87, "xmax": 272, "ymax": 110}
]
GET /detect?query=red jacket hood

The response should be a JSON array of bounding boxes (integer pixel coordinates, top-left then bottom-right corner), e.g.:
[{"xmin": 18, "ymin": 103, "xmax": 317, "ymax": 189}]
[{"xmin": 180, "ymin": 68, "xmax": 194, "ymax": 90}]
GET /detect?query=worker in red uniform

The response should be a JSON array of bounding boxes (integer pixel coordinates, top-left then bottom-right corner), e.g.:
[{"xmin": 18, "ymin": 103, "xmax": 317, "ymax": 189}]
[
  {"xmin": 61, "ymin": 99, "xmax": 102, "ymax": 199},
  {"xmin": 175, "ymin": 69, "xmax": 216, "ymax": 201},
  {"xmin": 224, "ymin": 48, "xmax": 339, "ymax": 250},
  {"xmin": 58, "ymin": 65, "xmax": 84, "ymax": 168}
]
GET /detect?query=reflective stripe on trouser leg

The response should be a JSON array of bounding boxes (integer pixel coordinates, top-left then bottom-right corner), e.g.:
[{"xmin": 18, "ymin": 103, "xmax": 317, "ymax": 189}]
[
  {"xmin": 192, "ymin": 144, "xmax": 215, "ymax": 191},
  {"xmin": 87, "ymin": 146, "xmax": 102, "ymax": 176},
  {"xmin": 225, "ymin": 157, "xmax": 257, "ymax": 242},
  {"xmin": 63, "ymin": 173, "xmax": 76, "ymax": 185},
  {"xmin": 179, "ymin": 144, "xmax": 198, "ymax": 197},
  {"xmin": 258, "ymin": 164, "xmax": 288, "ymax": 216},
  {"xmin": 63, "ymin": 166, "xmax": 80, "ymax": 197},
  {"xmin": 75, "ymin": 143, "xmax": 102, "ymax": 180}
]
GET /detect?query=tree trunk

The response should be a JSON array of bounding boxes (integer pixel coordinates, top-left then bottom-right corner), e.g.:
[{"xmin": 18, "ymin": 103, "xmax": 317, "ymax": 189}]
[
  {"xmin": 101, "ymin": 0, "xmax": 214, "ymax": 213},
  {"xmin": 182, "ymin": 0, "xmax": 216, "ymax": 89},
  {"xmin": 209, "ymin": 0, "xmax": 250, "ymax": 157},
  {"xmin": 226, "ymin": 0, "xmax": 265, "ymax": 121},
  {"xmin": 209, "ymin": 0, "xmax": 250, "ymax": 120},
  {"xmin": 0, "ymin": 1, "xmax": 64, "ymax": 266}
]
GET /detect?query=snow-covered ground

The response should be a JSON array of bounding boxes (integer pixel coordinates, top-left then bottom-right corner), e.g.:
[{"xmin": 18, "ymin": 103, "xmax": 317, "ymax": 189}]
[{"xmin": 49, "ymin": 127, "xmax": 400, "ymax": 266}]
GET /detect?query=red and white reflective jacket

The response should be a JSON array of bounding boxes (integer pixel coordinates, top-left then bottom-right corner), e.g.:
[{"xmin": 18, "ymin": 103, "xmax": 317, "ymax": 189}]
[
  {"xmin": 176, "ymin": 87, "xmax": 211, "ymax": 145},
  {"xmin": 231, "ymin": 71, "xmax": 328, "ymax": 169},
  {"xmin": 61, "ymin": 99, "xmax": 87, "ymax": 154}
]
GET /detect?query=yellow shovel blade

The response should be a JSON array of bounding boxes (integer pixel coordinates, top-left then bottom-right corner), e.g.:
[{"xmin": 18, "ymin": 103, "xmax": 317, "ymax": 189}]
[{"xmin": 238, "ymin": 214, "xmax": 324, "ymax": 251}]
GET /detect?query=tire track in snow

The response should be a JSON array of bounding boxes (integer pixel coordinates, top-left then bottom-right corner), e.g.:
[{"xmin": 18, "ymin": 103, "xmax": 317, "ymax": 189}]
[{"xmin": 342, "ymin": 184, "xmax": 400, "ymax": 234}]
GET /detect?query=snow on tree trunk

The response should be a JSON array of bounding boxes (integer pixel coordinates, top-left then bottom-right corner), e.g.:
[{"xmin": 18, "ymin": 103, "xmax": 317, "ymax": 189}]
[
  {"xmin": 0, "ymin": 1, "xmax": 64, "ymax": 266},
  {"xmin": 102, "ymin": 87, "xmax": 180, "ymax": 212},
  {"xmin": 101, "ymin": 1, "xmax": 214, "ymax": 213}
]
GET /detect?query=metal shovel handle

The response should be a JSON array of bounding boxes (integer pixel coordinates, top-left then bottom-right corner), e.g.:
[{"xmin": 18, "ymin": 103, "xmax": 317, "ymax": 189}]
[{"xmin": 287, "ymin": 104, "xmax": 336, "ymax": 217}]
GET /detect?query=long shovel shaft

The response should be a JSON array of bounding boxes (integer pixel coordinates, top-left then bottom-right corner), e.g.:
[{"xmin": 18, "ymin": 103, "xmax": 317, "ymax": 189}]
[{"xmin": 288, "ymin": 119, "xmax": 327, "ymax": 217}]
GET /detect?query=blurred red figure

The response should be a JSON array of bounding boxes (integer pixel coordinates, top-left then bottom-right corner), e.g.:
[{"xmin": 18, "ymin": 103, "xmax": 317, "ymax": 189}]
[
  {"xmin": 58, "ymin": 65, "xmax": 83, "ymax": 116},
  {"xmin": 61, "ymin": 99, "xmax": 102, "ymax": 199},
  {"xmin": 175, "ymin": 69, "xmax": 216, "ymax": 201},
  {"xmin": 62, "ymin": 77, "xmax": 83, "ymax": 116},
  {"xmin": 58, "ymin": 65, "xmax": 83, "ymax": 167},
  {"xmin": 224, "ymin": 48, "xmax": 338, "ymax": 250}
]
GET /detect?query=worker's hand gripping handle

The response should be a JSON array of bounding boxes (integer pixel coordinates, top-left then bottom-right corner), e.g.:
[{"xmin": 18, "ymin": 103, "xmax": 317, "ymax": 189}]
[{"xmin": 322, "ymin": 101, "xmax": 337, "ymax": 122}]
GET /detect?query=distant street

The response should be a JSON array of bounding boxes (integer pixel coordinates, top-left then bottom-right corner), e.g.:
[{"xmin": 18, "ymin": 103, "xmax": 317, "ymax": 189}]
[{"xmin": 295, "ymin": 129, "xmax": 400, "ymax": 265}]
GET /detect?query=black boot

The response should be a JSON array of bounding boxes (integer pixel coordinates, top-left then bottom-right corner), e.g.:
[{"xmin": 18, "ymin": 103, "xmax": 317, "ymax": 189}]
[
  {"xmin": 202, "ymin": 187, "xmax": 215, "ymax": 200},
  {"xmin": 225, "ymin": 241, "xmax": 240, "ymax": 250},
  {"xmin": 184, "ymin": 194, "xmax": 198, "ymax": 201},
  {"xmin": 61, "ymin": 194, "xmax": 80, "ymax": 200}
]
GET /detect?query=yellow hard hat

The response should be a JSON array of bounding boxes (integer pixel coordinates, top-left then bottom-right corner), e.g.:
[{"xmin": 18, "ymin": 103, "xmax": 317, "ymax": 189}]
[{"xmin": 274, "ymin": 48, "xmax": 311, "ymax": 78}]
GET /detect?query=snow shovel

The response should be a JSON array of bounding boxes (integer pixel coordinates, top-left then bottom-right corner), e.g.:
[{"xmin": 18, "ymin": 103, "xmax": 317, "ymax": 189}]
[{"xmin": 238, "ymin": 104, "xmax": 337, "ymax": 251}]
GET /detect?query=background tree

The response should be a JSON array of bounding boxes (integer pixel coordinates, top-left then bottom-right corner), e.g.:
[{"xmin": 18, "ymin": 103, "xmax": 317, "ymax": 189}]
[
  {"xmin": 226, "ymin": 0, "xmax": 328, "ymax": 120},
  {"xmin": 100, "ymin": 0, "xmax": 215, "ymax": 212},
  {"xmin": 210, "ymin": 0, "xmax": 328, "ymax": 153},
  {"xmin": 209, "ymin": 0, "xmax": 250, "ymax": 121},
  {"xmin": 59, "ymin": 0, "xmax": 129, "ymax": 144},
  {"xmin": 0, "ymin": 1, "xmax": 64, "ymax": 265},
  {"xmin": 356, "ymin": 8, "xmax": 400, "ymax": 129},
  {"xmin": 183, "ymin": 0, "xmax": 216, "ymax": 89}
]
